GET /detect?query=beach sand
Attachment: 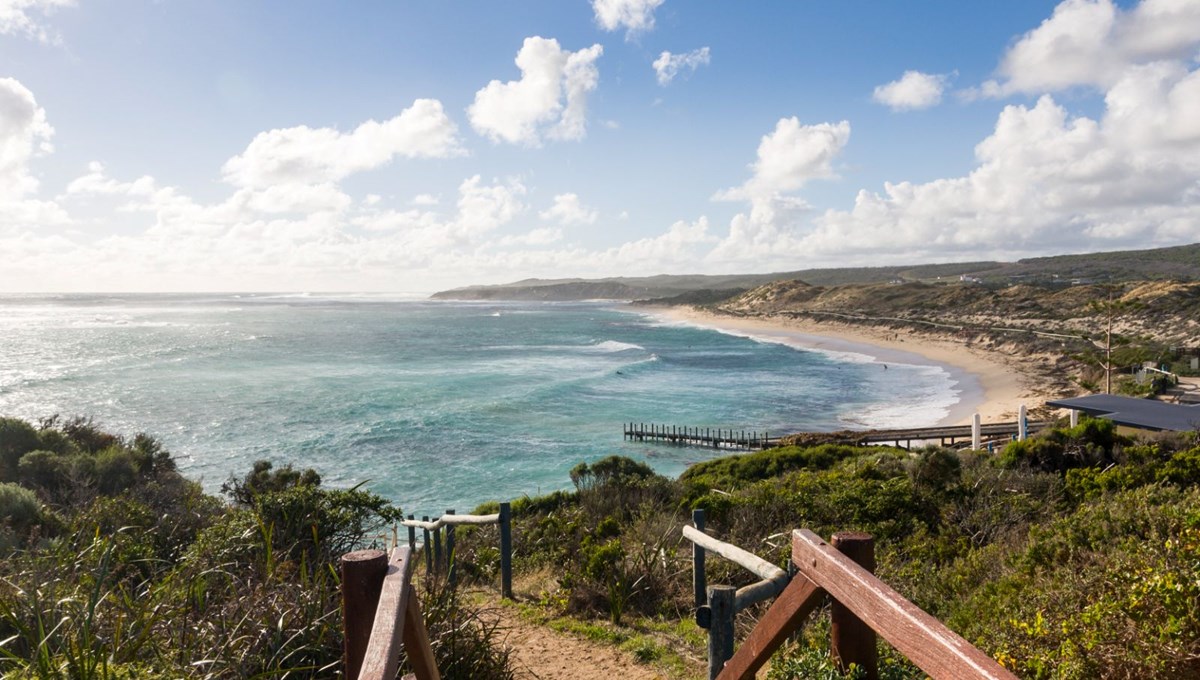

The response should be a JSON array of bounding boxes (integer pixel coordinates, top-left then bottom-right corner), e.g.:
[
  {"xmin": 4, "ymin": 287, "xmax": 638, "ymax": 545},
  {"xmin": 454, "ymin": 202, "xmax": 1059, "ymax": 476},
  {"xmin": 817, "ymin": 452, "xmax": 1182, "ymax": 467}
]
[{"xmin": 654, "ymin": 306, "xmax": 1053, "ymax": 427}]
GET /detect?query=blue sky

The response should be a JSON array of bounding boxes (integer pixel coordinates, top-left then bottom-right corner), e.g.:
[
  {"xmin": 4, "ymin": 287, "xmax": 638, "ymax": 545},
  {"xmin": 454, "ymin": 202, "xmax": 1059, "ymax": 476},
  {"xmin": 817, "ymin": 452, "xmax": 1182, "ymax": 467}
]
[{"xmin": 1, "ymin": 0, "xmax": 1198, "ymax": 291}]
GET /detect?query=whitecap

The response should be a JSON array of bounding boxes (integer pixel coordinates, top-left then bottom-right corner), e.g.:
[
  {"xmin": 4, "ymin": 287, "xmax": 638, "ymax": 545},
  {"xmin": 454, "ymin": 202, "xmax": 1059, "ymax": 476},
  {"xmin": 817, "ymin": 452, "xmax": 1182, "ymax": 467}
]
[{"xmin": 588, "ymin": 340, "xmax": 645, "ymax": 353}]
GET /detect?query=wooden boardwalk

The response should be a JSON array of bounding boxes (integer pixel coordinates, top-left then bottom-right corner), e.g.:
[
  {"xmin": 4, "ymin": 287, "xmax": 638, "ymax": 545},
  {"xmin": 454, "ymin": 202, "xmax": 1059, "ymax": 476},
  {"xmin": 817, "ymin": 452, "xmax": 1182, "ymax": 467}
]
[{"xmin": 624, "ymin": 420, "xmax": 1049, "ymax": 451}]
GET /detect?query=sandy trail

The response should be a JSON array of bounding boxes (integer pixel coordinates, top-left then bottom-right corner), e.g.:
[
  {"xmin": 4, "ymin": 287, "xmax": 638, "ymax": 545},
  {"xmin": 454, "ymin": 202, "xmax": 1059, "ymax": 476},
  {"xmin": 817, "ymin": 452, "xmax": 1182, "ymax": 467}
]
[{"xmin": 493, "ymin": 607, "xmax": 670, "ymax": 680}]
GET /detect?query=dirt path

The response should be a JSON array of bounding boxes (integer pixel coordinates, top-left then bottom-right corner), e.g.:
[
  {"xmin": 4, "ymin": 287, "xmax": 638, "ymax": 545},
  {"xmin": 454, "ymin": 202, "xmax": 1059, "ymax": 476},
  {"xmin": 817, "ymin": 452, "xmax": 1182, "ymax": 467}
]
[{"xmin": 492, "ymin": 607, "xmax": 672, "ymax": 680}]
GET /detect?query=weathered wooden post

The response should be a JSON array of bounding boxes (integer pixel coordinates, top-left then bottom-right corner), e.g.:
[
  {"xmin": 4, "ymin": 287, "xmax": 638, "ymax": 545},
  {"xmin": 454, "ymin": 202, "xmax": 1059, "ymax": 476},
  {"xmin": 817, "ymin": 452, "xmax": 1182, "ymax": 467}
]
[
  {"xmin": 407, "ymin": 514, "xmax": 416, "ymax": 551},
  {"xmin": 499, "ymin": 501, "xmax": 513, "ymax": 599},
  {"xmin": 1018, "ymin": 405, "xmax": 1028, "ymax": 441},
  {"xmin": 706, "ymin": 585, "xmax": 736, "ymax": 680},
  {"xmin": 692, "ymin": 508, "xmax": 707, "ymax": 608},
  {"xmin": 971, "ymin": 413, "xmax": 981, "ymax": 450},
  {"xmin": 422, "ymin": 516, "xmax": 432, "ymax": 575},
  {"xmin": 432, "ymin": 518, "xmax": 443, "ymax": 575},
  {"xmin": 445, "ymin": 508, "xmax": 456, "ymax": 588},
  {"xmin": 831, "ymin": 532, "xmax": 878, "ymax": 680},
  {"xmin": 340, "ymin": 549, "xmax": 387, "ymax": 680},
  {"xmin": 1070, "ymin": 409, "xmax": 1079, "ymax": 427}
]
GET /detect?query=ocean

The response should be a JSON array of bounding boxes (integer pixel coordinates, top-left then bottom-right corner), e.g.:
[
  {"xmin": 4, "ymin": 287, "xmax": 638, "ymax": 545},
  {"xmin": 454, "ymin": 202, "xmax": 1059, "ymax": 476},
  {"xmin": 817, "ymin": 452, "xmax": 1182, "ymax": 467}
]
[{"xmin": 0, "ymin": 293, "xmax": 961, "ymax": 517}]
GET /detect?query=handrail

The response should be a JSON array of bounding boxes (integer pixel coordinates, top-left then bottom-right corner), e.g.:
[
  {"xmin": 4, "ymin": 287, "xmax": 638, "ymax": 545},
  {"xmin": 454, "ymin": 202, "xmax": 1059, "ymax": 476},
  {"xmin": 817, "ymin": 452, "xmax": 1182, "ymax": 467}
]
[
  {"xmin": 708, "ymin": 529, "xmax": 1017, "ymax": 680},
  {"xmin": 681, "ymin": 524, "xmax": 789, "ymax": 611},
  {"xmin": 343, "ymin": 547, "xmax": 441, "ymax": 680},
  {"xmin": 400, "ymin": 512, "xmax": 500, "ymax": 531}
]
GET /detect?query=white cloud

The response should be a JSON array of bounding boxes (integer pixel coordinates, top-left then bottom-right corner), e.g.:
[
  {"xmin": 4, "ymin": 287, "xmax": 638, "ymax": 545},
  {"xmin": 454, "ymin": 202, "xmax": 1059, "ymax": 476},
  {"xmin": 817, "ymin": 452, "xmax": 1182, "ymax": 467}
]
[
  {"xmin": 411, "ymin": 193, "xmax": 439, "ymax": 206},
  {"xmin": 716, "ymin": 117, "xmax": 850, "ymax": 206},
  {"xmin": 592, "ymin": 0, "xmax": 664, "ymax": 37},
  {"xmin": 797, "ymin": 64, "xmax": 1200, "ymax": 261},
  {"xmin": 499, "ymin": 227, "xmax": 563, "ymax": 247},
  {"xmin": 539, "ymin": 193, "xmax": 598, "ymax": 226},
  {"xmin": 468, "ymin": 37, "xmax": 603, "ymax": 146},
  {"xmin": 652, "ymin": 47, "xmax": 711, "ymax": 86},
  {"xmin": 452, "ymin": 175, "xmax": 527, "ymax": 239},
  {"xmin": 0, "ymin": 0, "xmax": 73, "ymax": 43},
  {"xmin": 0, "ymin": 77, "xmax": 54, "ymax": 200},
  {"xmin": 981, "ymin": 0, "xmax": 1200, "ymax": 96},
  {"xmin": 221, "ymin": 98, "xmax": 464, "ymax": 188},
  {"xmin": 872, "ymin": 71, "xmax": 949, "ymax": 111}
]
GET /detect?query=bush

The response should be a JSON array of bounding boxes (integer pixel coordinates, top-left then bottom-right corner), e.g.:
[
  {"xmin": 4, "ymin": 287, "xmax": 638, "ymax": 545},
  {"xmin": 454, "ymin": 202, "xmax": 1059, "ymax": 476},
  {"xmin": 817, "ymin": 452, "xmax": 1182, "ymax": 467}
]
[
  {"xmin": 0, "ymin": 482, "xmax": 43, "ymax": 533},
  {"xmin": 0, "ymin": 418, "xmax": 41, "ymax": 481}
]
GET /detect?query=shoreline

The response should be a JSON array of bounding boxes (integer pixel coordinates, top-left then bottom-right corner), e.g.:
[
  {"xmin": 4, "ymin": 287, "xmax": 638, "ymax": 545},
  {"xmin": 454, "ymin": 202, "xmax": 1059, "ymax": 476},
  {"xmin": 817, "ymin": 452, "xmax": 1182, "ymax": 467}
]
[{"xmin": 650, "ymin": 306, "xmax": 1051, "ymax": 427}]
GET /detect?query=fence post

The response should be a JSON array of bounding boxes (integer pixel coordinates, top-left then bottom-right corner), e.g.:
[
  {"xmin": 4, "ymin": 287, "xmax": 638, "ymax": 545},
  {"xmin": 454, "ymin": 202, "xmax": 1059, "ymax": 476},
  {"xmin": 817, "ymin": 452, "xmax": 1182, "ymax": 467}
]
[
  {"xmin": 340, "ymin": 549, "xmax": 388, "ymax": 680},
  {"xmin": 499, "ymin": 501, "xmax": 513, "ymax": 599},
  {"xmin": 432, "ymin": 519, "xmax": 443, "ymax": 576},
  {"xmin": 446, "ymin": 508, "xmax": 456, "ymax": 589},
  {"xmin": 831, "ymin": 532, "xmax": 878, "ymax": 680},
  {"xmin": 707, "ymin": 585, "xmax": 736, "ymax": 680},
  {"xmin": 422, "ymin": 516, "xmax": 432, "ymax": 575},
  {"xmin": 1018, "ymin": 404, "xmax": 1028, "ymax": 441},
  {"xmin": 971, "ymin": 413, "xmax": 981, "ymax": 450},
  {"xmin": 407, "ymin": 514, "xmax": 416, "ymax": 551},
  {"xmin": 692, "ymin": 508, "xmax": 707, "ymax": 608}
]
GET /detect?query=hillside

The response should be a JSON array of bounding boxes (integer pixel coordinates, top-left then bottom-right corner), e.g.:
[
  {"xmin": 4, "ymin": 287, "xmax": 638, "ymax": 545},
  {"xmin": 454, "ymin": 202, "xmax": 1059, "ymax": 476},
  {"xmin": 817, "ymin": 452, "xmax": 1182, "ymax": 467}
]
[{"xmin": 430, "ymin": 243, "xmax": 1200, "ymax": 301}]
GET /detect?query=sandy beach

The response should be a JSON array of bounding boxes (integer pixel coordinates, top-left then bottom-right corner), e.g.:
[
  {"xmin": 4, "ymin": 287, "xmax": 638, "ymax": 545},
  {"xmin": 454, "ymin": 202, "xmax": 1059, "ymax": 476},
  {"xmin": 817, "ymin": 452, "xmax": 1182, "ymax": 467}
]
[{"xmin": 654, "ymin": 306, "xmax": 1054, "ymax": 427}]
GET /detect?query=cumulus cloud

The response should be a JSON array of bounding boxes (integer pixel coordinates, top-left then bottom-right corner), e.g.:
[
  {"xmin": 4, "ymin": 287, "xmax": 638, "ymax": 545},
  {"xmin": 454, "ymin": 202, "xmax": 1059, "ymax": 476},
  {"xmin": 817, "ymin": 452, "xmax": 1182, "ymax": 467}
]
[
  {"xmin": 716, "ymin": 117, "xmax": 850, "ymax": 207},
  {"xmin": 0, "ymin": 0, "xmax": 74, "ymax": 43},
  {"xmin": 468, "ymin": 37, "xmax": 603, "ymax": 146},
  {"xmin": 797, "ymin": 65, "xmax": 1200, "ymax": 261},
  {"xmin": 539, "ymin": 193, "xmax": 598, "ymax": 226},
  {"xmin": 221, "ymin": 99, "xmax": 464, "ymax": 188},
  {"xmin": 592, "ymin": 0, "xmax": 664, "ymax": 37},
  {"xmin": 980, "ymin": 0, "xmax": 1200, "ymax": 96},
  {"xmin": 872, "ymin": 71, "xmax": 949, "ymax": 111},
  {"xmin": 652, "ymin": 47, "xmax": 711, "ymax": 85},
  {"xmin": 0, "ymin": 77, "xmax": 55, "ymax": 199}
]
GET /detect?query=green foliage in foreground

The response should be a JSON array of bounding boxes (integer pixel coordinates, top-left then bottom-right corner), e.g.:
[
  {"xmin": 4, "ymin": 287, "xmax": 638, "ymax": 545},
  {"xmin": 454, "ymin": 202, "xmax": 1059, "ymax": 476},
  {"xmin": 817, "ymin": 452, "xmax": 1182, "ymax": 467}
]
[
  {"xmin": 0, "ymin": 416, "xmax": 513, "ymax": 679},
  {"xmin": 458, "ymin": 419, "xmax": 1200, "ymax": 679}
]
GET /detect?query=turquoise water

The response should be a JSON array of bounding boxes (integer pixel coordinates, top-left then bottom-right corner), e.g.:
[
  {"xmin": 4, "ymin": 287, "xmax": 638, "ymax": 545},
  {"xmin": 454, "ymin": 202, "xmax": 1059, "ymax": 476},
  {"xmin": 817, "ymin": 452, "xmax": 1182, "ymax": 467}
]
[{"xmin": 0, "ymin": 294, "xmax": 959, "ymax": 517}]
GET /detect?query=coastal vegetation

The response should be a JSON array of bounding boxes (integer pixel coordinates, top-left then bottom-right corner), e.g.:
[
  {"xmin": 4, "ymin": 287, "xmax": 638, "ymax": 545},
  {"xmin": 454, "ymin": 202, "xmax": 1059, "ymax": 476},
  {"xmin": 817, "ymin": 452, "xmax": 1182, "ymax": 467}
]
[
  {"xmin": 454, "ymin": 417, "xmax": 1200, "ymax": 679},
  {"xmin": 3, "ymin": 411, "xmax": 1200, "ymax": 678},
  {"xmin": 0, "ymin": 416, "xmax": 511, "ymax": 679}
]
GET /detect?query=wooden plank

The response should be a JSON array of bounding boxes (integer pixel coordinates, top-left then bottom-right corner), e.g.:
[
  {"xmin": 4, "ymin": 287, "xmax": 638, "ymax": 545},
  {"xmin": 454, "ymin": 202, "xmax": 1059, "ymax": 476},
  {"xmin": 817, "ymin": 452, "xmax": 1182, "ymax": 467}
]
[
  {"xmin": 683, "ymin": 525, "xmax": 787, "ymax": 583},
  {"xmin": 791, "ymin": 530, "xmax": 1017, "ymax": 680},
  {"xmin": 717, "ymin": 574, "xmax": 825, "ymax": 680},
  {"xmin": 357, "ymin": 546, "xmax": 415, "ymax": 680},
  {"xmin": 403, "ymin": 589, "xmax": 441, "ymax": 680}
]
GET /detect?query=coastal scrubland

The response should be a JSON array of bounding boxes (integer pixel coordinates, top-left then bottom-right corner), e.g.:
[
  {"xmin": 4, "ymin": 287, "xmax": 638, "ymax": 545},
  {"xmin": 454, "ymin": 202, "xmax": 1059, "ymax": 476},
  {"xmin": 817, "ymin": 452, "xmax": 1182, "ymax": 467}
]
[
  {"xmin": 3, "ymin": 412, "xmax": 1200, "ymax": 678},
  {"xmin": 0, "ymin": 416, "xmax": 509, "ymax": 679},
  {"xmin": 459, "ymin": 418, "xmax": 1200, "ymax": 679}
]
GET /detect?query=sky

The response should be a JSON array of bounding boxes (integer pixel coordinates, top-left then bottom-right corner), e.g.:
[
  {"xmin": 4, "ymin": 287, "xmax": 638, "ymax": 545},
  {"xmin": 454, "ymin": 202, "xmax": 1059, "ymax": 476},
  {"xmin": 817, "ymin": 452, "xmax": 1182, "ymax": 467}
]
[{"xmin": 1, "ymin": 0, "xmax": 1198, "ymax": 292}]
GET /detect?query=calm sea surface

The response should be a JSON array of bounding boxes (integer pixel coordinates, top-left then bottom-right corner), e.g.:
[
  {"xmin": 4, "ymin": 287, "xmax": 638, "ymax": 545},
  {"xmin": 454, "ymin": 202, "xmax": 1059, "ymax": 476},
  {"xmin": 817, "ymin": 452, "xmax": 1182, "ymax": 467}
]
[{"xmin": 0, "ymin": 294, "xmax": 959, "ymax": 517}]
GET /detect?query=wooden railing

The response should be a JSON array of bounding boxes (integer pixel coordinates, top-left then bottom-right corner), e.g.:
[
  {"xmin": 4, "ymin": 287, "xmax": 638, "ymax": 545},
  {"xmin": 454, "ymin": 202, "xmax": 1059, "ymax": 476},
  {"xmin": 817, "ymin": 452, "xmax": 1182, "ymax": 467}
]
[
  {"xmin": 341, "ymin": 505, "xmax": 513, "ymax": 679},
  {"xmin": 684, "ymin": 522, "xmax": 1017, "ymax": 680},
  {"xmin": 341, "ymin": 547, "xmax": 439, "ymax": 680},
  {"xmin": 399, "ymin": 504, "xmax": 513, "ymax": 598}
]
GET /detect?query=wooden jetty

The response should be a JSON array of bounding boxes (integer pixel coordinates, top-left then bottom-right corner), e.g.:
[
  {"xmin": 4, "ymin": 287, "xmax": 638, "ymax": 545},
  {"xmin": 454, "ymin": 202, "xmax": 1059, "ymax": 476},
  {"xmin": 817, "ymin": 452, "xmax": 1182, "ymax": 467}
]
[
  {"xmin": 624, "ymin": 423, "xmax": 779, "ymax": 450},
  {"xmin": 624, "ymin": 420, "xmax": 1049, "ymax": 451}
]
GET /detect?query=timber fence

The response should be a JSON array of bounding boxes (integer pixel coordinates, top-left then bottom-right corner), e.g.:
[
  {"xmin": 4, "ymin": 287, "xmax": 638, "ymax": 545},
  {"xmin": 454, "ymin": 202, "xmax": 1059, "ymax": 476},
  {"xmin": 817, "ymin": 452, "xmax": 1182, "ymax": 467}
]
[
  {"xmin": 340, "ymin": 503, "xmax": 513, "ymax": 680},
  {"xmin": 684, "ymin": 511, "xmax": 1017, "ymax": 680},
  {"xmin": 341, "ymin": 503, "xmax": 1018, "ymax": 679}
]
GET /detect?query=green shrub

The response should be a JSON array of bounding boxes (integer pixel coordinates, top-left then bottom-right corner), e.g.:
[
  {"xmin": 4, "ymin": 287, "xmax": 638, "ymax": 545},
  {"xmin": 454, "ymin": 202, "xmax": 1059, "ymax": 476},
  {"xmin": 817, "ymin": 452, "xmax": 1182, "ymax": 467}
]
[
  {"xmin": 0, "ymin": 418, "xmax": 41, "ymax": 481},
  {"xmin": 0, "ymin": 482, "xmax": 42, "ymax": 532}
]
